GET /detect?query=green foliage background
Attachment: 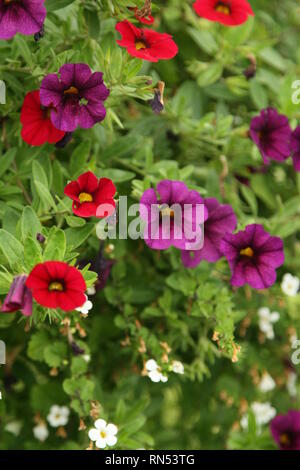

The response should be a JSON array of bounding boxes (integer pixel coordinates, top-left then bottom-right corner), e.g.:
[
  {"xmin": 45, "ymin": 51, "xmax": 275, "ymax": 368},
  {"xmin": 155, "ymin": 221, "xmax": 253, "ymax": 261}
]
[{"xmin": 0, "ymin": 0, "xmax": 300, "ymax": 450}]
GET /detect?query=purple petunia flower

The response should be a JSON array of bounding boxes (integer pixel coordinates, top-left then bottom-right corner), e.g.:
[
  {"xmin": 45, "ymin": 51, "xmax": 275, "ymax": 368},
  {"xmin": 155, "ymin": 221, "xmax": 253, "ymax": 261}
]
[
  {"xmin": 40, "ymin": 63, "xmax": 110, "ymax": 132},
  {"xmin": 0, "ymin": 0, "xmax": 46, "ymax": 40},
  {"xmin": 181, "ymin": 198, "xmax": 237, "ymax": 268},
  {"xmin": 270, "ymin": 410, "xmax": 300, "ymax": 450},
  {"xmin": 250, "ymin": 108, "xmax": 291, "ymax": 165},
  {"xmin": 1, "ymin": 275, "xmax": 32, "ymax": 316},
  {"xmin": 140, "ymin": 180, "xmax": 208, "ymax": 251},
  {"xmin": 291, "ymin": 126, "xmax": 300, "ymax": 172},
  {"xmin": 220, "ymin": 224, "xmax": 284, "ymax": 290}
]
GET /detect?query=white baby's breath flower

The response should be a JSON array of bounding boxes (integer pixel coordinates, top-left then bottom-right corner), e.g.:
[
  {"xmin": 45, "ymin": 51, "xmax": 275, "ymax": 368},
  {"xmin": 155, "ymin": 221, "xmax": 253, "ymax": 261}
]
[
  {"xmin": 33, "ymin": 423, "xmax": 49, "ymax": 442},
  {"xmin": 145, "ymin": 359, "xmax": 168, "ymax": 383},
  {"xmin": 76, "ymin": 295, "xmax": 93, "ymax": 315},
  {"xmin": 258, "ymin": 307, "xmax": 280, "ymax": 340},
  {"xmin": 241, "ymin": 402, "xmax": 276, "ymax": 429},
  {"xmin": 4, "ymin": 421, "xmax": 22, "ymax": 436},
  {"xmin": 281, "ymin": 274, "xmax": 300, "ymax": 297},
  {"xmin": 287, "ymin": 372, "xmax": 297, "ymax": 397},
  {"xmin": 47, "ymin": 405, "xmax": 70, "ymax": 428},
  {"xmin": 87, "ymin": 286, "xmax": 96, "ymax": 296},
  {"xmin": 88, "ymin": 419, "xmax": 118, "ymax": 449},
  {"xmin": 172, "ymin": 360, "xmax": 184, "ymax": 375},
  {"xmin": 258, "ymin": 373, "xmax": 276, "ymax": 393}
]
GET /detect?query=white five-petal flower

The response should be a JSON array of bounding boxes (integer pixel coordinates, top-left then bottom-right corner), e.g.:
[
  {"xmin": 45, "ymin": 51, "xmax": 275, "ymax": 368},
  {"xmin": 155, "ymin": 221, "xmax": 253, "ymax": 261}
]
[
  {"xmin": 33, "ymin": 423, "xmax": 49, "ymax": 442},
  {"xmin": 258, "ymin": 373, "xmax": 276, "ymax": 393},
  {"xmin": 241, "ymin": 402, "xmax": 276, "ymax": 429},
  {"xmin": 145, "ymin": 359, "xmax": 168, "ymax": 383},
  {"xmin": 76, "ymin": 294, "xmax": 93, "ymax": 315},
  {"xmin": 281, "ymin": 273, "xmax": 300, "ymax": 297},
  {"xmin": 172, "ymin": 360, "xmax": 184, "ymax": 375},
  {"xmin": 88, "ymin": 419, "xmax": 118, "ymax": 449},
  {"xmin": 47, "ymin": 405, "xmax": 70, "ymax": 428},
  {"xmin": 258, "ymin": 307, "xmax": 280, "ymax": 340}
]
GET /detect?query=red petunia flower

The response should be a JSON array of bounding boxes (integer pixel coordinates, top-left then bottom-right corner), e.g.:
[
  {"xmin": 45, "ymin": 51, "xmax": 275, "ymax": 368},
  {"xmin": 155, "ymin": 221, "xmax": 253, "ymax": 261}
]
[
  {"xmin": 193, "ymin": 0, "xmax": 254, "ymax": 26},
  {"xmin": 20, "ymin": 90, "xmax": 65, "ymax": 146},
  {"xmin": 26, "ymin": 261, "xmax": 86, "ymax": 311},
  {"xmin": 115, "ymin": 20, "xmax": 178, "ymax": 62},
  {"xmin": 64, "ymin": 171, "xmax": 116, "ymax": 218}
]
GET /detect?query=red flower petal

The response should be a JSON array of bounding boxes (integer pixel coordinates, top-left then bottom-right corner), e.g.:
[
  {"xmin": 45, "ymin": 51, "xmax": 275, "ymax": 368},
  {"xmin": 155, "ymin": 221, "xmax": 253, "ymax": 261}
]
[
  {"xmin": 77, "ymin": 171, "xmax": 99, "ymax": 194},
  {"xmin": 20, "ymin": 90, "xmax": 65, "ymax": 146}
]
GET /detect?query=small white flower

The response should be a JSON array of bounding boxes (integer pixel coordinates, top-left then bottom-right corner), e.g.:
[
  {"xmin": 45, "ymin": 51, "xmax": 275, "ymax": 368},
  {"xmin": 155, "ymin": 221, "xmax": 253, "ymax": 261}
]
[
  {"xmin": 145, "ymin": 359, "xmax": 168, "ymax": 383},
  {"xmin": 241, "ymin": 402, "xmax": 276, "ymax": 429},
  {"xmin": 76, "ymin": 295, "xmax": 93, "ymax": 315},
  {"xmin": 47, "ymin": 405, "xmax": 70, "ymax": 428},
  {"xmin": 83, "ymin": 354, "xmax": 91, "ymax": 363},
  {"xmin": 287, "ymin": 372, "xmax": 297, "ymax": 397},
  {"xmin": 4, "ymin": 421, "xmax": 22, "ymax": 436},
  {"xmin": 172, "ymin": 360, "xmax": 184, "ymax": 375},
  {"xmin": 281, "ymin": 274, "xmax": 300, "ymax": 297},
  {"xmin": 33, "ymin": 423, "xmax": 49, "ymax": 442},
  {"xmin": 258, "ymin": 373, "xmax": 276, "ymax": 393},
  {"xmin": 87, "ymin": 286, "xmax": 96, "ymax": 296},
  {"xmin": 88, "ymin": 419, "xmax": 118, "ymax": 449},
  {"xmin": 258, "ymin": 307, "xmax": 280, "ymax": 340}
]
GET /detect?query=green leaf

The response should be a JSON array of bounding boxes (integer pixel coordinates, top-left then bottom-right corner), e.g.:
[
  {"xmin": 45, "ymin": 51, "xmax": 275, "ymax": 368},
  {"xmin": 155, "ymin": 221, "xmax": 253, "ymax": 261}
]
[
  {"xmin": 43, "ymin": 228, "xmax": 66, "ymax": 261},
  {"xmin": 20, "ymin": 206, "xmax": 42, "ymax": 241},
  {"xmin": 69, "ymin": 140, "xmax": 91, "ymax": 178},
  {"xmin": 65, "ymin": 223, "xmax": 95, "ymax": 250},
  {"xmin": 0, "ymin": 229, "xmax": 23, "ymax": 267},
  {"xmin": 45, "ymin": 0, "xmax": 76, "ymax": 11},
  {"xmin": 24, "ymin": 236, "xmax": 43, "ymax": 271},
  {"xmin": 99, "ymin": 168, "xmax": 135, "ymax": 182},
  {"xmin": 27, "ymin": 331, "xmax": 51, "ymax": 362},
  {"xmin": 44, "ymin": 341, "xmax": 68, "ymax": 368},
  {"xmin": 197, "ymin": 63, "xmax": 223, "ymax": 88},
  {"xmin": 0, "ymin": 148, "xmax": 16, "ymax": 177},
  {"xmin": 66, "ymin": 215, "xmax": 86, "ymax": 228}
]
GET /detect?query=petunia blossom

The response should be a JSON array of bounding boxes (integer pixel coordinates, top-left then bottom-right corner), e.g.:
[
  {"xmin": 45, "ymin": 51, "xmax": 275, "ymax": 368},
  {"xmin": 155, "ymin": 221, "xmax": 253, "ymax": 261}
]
[
  {"xmin": 193, "ymin": 0, "xmax": 254, "ymax": 26},
  {"xmin": 115, "ymin": 20, "xmax": 178, "ymax": 62},
  {"xmin": 26, "ymin": 261, "xmax": 86, "ymax": 311},
  {"xmin": 64, "ymin": 171, "xmax": 116, "ymax": 219},
  {"xmin": 140, "ymin": 180, "xmax": 208, "ymax": 251},
  {"xmin": 250, "ymin": 108, "xmax": 291, "ymax": 165},
  {"xmin": 0, "ymin": 0, "xmax": 46, "ymax": 40},
  {"xmin": 20, "ymin": 90, "xmax": 65, "ymax": 146},
  {"xmin": 270, "ymin": 410, "xmax": 300, "ymax": 450},
  {"xmin": 181, "ymin": 198, "xmax": 237, "ymax": 268},
  {"xmin": 40, "ymin": 63, "xmax": 109, "ymax": 132},
  {"xmin": 220, "ymin": 224, "xmax": 284, "ymax": 290},
  {"xmin": 291, "ymin": 126, "xmax": 300, "ymax": 172}
]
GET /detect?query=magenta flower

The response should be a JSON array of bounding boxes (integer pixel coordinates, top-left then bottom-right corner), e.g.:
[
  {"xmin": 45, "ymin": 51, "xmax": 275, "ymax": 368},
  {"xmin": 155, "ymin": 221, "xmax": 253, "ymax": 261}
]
[
  {"xmin": 140, "ymin": 180, "xmax": 208, "ymax": 251},
  {"xmin": 0, "ymin": 0, "xmax": 46, "ymax": 40},
  {"xmin": 220, "ymin": 224, "xmax": 284, "ymax": 290},
  {"xmin": 270, "ymin": 410, "xmax": 300, "ymax": 450},
  {"xmin": 250, "ymin": 108, "xmax": 291, "ymax": 165},
  {"xmin": 40, "ymin": 63, "xmax": 110, "ymax": 132},
  {"xmin": 181, "ymin": 198, "xmax": 237, "ymax": 268},
  {"xmin": 1, "ymin": 275, "xmax": 32, "ymax": 316},
  {"xmin": 291, "ymin": 126, "xmax": 300, "ymax": 172}
]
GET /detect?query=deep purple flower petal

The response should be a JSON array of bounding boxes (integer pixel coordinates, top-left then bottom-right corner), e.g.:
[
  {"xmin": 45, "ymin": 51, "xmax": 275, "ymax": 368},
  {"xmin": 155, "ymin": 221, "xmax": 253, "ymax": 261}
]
[
  {"xmin": 157, "ymin": 180, "xmax": 189, "ymax": 205},
  {"xmin": 0, "ymin": 0, "xmax": 46, "ymax": 40}
]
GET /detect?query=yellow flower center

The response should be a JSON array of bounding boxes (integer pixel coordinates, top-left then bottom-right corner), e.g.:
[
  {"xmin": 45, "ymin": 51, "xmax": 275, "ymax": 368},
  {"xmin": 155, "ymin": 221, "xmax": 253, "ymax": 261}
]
[
  {"xmin": 160, "ymin": 207, "xmax": 175, "ymax": 219},
  {"xmin": 100, "ymin": 431, "xmax": 107, "ymax": 439},
  {"xmin": 240, "ymin": 247, "xmax": 254, "ymax": 258},
  {"xmin": 64, "ymin": 86, "xmax": 79, "ymax": 95},
  {"xmin": 78, "ymin": 192, "xmax": 93, "ymax": 203},
  {"xmin": 49, "ymin": 281, "xmax": 64, "ymax": 292},
  {"xmin": 215, "ymin": 3, "xmax": 231, "ymax": 14},
  {"xmin": 135, "ymin": 41, "xmax": 147, "ymax": 50},
  {"xmin": 279, "ymin": 433, "xmax": 290, "ymax": 446}
]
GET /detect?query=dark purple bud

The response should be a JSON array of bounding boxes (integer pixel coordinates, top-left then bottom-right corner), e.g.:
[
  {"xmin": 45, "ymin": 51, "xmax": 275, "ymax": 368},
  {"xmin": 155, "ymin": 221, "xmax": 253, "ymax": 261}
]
[
  {"xmin": 149, "ymin": 91, "xmax": 164, "ymax": 114},
  {"xmin": 34, "ymin": 25, "xmax": 45, "ymax": 42},
  {"xmin": 55, "ymin": 132, "xmax": 73, "ymax": 149},
  {"xmin": 1, "ymin": 275, "xmax": 33, "ymax": 317},
  {"xmin": 36, "ymin": 233, "xmax": 46, "ymax": 243},
  {"xmin": 71, "ymin": 341, "xmax": 85, "ymax": 356}
]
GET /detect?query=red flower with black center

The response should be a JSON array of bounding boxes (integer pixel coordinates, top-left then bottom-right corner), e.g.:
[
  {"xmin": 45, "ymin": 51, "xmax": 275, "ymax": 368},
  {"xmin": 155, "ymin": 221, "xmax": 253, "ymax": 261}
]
[
  {"xmin": 115, "ymin": 20, "xmax": 178, "ymax": 62},
  {"xmin": 26, "ymin": 261, "xmax": 86, "ymax": 311},
  {"xmin": 193, "ymin": 0, "xmax": 254, "ymax": 26},
  {"xmin": 20, "ymin": 90, "xmax": 65, "ymax": 146},
  {"xmin": 64, "ymin": 171, "xmax": 116, "ymax": 218}
]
